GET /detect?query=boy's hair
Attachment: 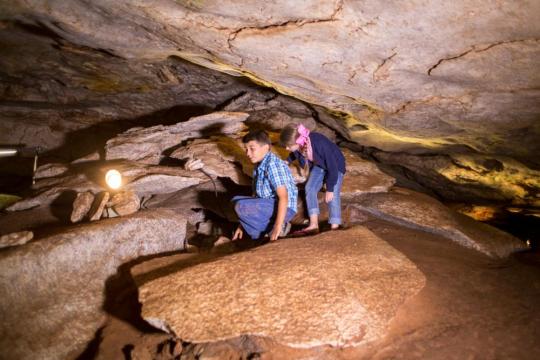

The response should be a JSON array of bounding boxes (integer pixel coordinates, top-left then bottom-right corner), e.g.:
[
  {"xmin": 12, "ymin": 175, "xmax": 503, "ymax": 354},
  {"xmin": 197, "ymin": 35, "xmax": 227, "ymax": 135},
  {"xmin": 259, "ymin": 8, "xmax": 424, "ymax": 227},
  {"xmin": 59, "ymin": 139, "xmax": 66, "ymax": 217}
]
[
  {"xmin": 279, "ymin": 124, "xmax": 298, "ymax": 147},
  {"xmin": 242, "ymin": 129, "xmax": 272, "ymax": 145}
]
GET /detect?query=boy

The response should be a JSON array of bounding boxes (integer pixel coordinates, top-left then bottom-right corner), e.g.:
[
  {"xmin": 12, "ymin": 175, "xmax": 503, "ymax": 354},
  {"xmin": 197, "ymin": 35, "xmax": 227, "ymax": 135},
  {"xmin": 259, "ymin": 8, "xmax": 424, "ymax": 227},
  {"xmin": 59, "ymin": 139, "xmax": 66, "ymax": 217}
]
[{"xmin": 232, "ymin": 130, "xmax": 298, "ymax": 241}]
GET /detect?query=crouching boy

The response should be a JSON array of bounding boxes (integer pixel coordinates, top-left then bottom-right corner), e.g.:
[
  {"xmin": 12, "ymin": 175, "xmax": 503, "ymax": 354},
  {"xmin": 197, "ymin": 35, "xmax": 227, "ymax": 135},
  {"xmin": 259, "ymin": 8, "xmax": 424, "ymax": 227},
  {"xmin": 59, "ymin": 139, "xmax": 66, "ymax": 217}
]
[{"xmin": 232, "ymin": 130, "xmax": 298, "ymax": 241}]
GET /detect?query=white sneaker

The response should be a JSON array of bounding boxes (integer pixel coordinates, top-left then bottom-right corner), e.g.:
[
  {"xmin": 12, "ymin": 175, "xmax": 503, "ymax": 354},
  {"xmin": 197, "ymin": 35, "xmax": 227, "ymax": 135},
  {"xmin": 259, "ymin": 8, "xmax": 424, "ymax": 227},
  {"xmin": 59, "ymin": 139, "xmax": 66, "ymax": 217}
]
[{"xmin": 280, "ymin": 222, "xmax": 292, "ymax": 237}]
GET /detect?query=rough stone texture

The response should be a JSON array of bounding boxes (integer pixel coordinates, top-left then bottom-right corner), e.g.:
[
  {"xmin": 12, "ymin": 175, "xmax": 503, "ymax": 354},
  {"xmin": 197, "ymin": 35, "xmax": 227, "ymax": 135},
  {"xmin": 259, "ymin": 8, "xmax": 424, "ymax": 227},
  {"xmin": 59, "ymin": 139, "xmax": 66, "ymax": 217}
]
[
  {"xmin": 353, "ymin": 188, "xmax": 528, "ymax": 258},
  {"xmin": 372, "ymin": 151, "xmax": 540, "ymax": 207},
  {"xmin": 6, "ymin": 161, "xmax": 207, "ymax": 212},
  {"xmin": 70, "ymin": 190, "xmax": 94, "ymax": 222},
  {"xmin": 34, "ymin": 162, "xmax": 69, "ymax": 179},
  {"xmin": 0, "ymin": 230, "xmax": 33, "ymax": 249},
  {"xmin": 6, "ymin": 173, "xmax": 103, "ymax": 211},
  {"xmin": 0, "ymin": 209, "xmax": 187, "ymax": 360},
  {"xmin": 105, "ymin": 111, "xmax": 249, "ymax": 164},
  {"xmin": 5, "ymin": 1, "xmax": 539, "ymax": 166},
  {"xmin": 88, "ymin": 191, "xmax": 110, "ymax": 221},
  {"xmin": 125, "ymin": 174, "xmax": 200, "ymax": 197},
  {"xmin": 108, "ymin": 190, "xmax": 140, "ymax": 216},
  {"xmin": 135, "ymin": 226, "xmax": 425, "ymax": 348},
  {"xmin": 171, "ymin": 136, "xmax": 251, "ymax": 185},
  {"xmin": 340, "ymin": 148, "xmax": 395, "ymax": 197}
]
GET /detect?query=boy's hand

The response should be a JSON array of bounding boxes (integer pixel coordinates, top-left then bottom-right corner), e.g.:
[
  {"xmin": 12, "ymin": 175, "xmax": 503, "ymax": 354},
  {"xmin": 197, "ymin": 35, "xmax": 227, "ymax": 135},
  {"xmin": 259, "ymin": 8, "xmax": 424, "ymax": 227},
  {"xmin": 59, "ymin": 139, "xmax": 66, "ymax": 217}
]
[
  {"xmin": 232, "ymin": 225, "xmax": 243, "ymax": 241},
  {"xmin": 325, "ymin": 191, "xmax": 334, "ymax": 203},
  {"xmin": 270, "ymin": 227, "xmax": 281, "ymax": 241}
]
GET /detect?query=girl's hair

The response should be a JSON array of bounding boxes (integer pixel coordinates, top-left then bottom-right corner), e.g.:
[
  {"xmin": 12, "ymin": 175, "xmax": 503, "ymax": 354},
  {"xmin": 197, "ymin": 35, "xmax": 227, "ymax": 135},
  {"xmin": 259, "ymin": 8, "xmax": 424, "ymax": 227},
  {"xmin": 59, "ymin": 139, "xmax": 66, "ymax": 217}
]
[{"xmin": 279, "ymin": 124, "xmax": 299, "ymax": 147}]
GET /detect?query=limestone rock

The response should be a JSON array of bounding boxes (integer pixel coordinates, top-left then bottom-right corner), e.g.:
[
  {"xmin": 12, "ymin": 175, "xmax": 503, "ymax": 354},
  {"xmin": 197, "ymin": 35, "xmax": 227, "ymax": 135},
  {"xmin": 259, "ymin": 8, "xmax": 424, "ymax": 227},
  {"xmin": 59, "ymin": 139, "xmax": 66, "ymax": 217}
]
[
  {"xmin": 105, "ymin": 111, "xmax": 249, "ymax": 164},
  {"xmin": 6, "ymin": 173, "xmax": 103, "ymax": 211},
  {"xmin": 352, "ymin": 188, "xmax": 528, "ymax": 258},
  {"xmin": 89, "ymin": 191, "xmax": 109, "ymax": 221},
  {"xmin": 136, "ymin": 226, "xmax": 425, "ymax": 347},
  {"xmin": 340, "ymin": 148, "xmax": 395, "ymax": 197},
  {"xmin": 170, "ymin": 136, "xmax": 251, "ymax": 185},
  {"xmin": 0, "ymin": 231, "xmax": 33, "ymax": 249},
  {"xmin": 70, "ymin": 191, "xmax": 95, "ymax": 222},
  {"xmin": 0, "ymin": 209, "xmax": 187, "ymax": 360},
  {"xmin": 109, "ymin": 190, "xmax": 140, "ymax": 216},
  {"xmin": 125, "ymin": 174, "xmax": 200, "ymax": 197},
  {"xmin": 34, "ymin": 163, "xmax": 69, "ymax": 179},
  {"xmin": 373, "ymin": 151, "xmax": 540, "ymax": 206}
]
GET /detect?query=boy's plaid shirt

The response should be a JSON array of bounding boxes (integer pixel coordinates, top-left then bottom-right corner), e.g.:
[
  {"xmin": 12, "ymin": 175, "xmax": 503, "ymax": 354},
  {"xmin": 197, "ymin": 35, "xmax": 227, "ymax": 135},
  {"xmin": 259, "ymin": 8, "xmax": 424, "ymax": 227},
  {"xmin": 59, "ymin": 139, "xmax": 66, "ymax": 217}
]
[{"xmin": 253, "ymin": 151, "xmax": 298, "ymax": 211}]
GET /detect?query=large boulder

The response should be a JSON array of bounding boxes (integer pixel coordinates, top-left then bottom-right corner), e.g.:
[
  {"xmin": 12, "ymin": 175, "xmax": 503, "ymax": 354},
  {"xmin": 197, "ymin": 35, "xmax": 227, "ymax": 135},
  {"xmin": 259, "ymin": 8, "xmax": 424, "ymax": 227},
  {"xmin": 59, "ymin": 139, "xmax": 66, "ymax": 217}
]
[
  {"xmin": 0, "ymin": 209, "xmax": 187, "ymax": 360},
  {"xmin": 352, "ymin": 188, "xmax": 528, "ymax": 258},
  {"xmin": 134, "ymin": 226, "xmax": 425, "ymax": 347}
]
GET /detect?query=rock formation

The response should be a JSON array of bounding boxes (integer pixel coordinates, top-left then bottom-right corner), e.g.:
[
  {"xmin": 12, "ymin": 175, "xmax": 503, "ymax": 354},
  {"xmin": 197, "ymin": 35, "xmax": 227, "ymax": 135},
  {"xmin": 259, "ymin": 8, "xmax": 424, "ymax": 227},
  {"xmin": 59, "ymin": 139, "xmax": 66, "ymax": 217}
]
[
  {"xmin": 135, "ymin": 226, "xmax": 426, "ymax": 347},
  {"xmin": 351, "ymin": 188, "xmax": 528, "ymax": 258},
  {"xmin": 0, "ymin": 209, "xmax": 187, "ymax": 360}
]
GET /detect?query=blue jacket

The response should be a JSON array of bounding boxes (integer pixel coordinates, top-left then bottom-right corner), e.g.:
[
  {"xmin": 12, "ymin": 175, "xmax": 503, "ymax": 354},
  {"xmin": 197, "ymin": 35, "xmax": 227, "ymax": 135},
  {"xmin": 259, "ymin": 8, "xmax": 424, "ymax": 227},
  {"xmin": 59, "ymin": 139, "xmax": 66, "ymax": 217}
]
[{"xmin": 287, "ymin": 132, "xmax": 346, "ymax": 189}]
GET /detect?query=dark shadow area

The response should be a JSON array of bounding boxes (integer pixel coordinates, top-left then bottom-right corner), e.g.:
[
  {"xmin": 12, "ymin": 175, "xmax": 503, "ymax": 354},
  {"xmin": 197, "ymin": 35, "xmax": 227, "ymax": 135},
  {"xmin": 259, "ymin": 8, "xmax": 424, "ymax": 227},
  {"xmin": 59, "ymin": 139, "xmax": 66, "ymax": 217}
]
[
  {"xmin": 46, "ymin": 104, "xmax": 212, "ymax": 163},
  {"xmin": 76, "ymin": 327, "xmax": 104, "ymax": 360}
]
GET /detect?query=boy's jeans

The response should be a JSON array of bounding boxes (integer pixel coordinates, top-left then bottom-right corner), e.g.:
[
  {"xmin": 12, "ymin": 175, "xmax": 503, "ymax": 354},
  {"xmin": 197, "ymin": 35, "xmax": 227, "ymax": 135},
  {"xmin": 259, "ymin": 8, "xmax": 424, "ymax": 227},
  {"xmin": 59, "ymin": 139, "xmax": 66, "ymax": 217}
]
[
  {"xmin": 305, "ymin": 166, "xmax": 344, "ymax": 225},
  {"xmin": 232, "ymin": 196, "xmax": 296, "ymax": 240}
]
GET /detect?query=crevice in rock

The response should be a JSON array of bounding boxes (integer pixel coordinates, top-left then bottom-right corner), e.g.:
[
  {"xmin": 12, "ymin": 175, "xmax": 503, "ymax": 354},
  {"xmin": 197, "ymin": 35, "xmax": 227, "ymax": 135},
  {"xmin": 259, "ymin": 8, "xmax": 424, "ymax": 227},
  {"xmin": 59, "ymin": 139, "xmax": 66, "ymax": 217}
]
[{"xmin": 427, "ymin": 38, "xmax": 540, "ymax": 75}]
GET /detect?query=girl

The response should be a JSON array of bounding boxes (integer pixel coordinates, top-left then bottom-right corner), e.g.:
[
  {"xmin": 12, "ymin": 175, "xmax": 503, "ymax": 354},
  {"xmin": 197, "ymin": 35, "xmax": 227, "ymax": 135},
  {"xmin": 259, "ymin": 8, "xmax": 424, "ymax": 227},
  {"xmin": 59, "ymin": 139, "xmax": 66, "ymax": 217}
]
[{"xmin": 280, "ymin": 124, "xmax": 346, "ymax": 235}]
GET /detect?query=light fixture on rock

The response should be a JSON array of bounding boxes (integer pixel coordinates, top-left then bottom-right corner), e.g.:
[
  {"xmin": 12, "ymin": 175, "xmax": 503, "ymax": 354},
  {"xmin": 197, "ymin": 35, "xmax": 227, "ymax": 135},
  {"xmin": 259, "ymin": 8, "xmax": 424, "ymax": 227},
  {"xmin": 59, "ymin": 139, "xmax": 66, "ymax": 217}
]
[{"xmin": 105, "ymin": 169, "xmax": 122, "ymax": 190}]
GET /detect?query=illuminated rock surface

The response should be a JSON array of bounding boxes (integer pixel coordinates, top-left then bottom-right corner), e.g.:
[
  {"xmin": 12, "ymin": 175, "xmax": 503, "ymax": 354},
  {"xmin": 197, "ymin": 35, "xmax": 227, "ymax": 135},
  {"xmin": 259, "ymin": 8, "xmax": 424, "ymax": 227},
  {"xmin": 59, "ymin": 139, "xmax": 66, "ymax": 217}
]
[
  {"xmin": 0, "ymin": 209, "xmax": 187, "ymax": 360},
  {"xmin": 105, "ymin": 111, "xmax": 249, "ymax": 164},
  {"xmin": 0, "ymin": 230, "xmax": 33, "ymax": 249},
  {"xmin": 353, "ymin": 188, "xmax": 528, "ymax": 258},
  {"xmin": 135, "ymin": 226, "xmax": 425, "ymax": 347}
]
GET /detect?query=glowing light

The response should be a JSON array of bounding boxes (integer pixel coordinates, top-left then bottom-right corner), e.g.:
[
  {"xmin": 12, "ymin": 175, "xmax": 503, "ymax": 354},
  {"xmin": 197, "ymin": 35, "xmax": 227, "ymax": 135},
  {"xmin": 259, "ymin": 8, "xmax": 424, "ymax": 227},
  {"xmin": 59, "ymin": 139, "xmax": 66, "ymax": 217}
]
[{"xmin": 105, "ymin": 169, "xmax": 122, "ymax": 190}]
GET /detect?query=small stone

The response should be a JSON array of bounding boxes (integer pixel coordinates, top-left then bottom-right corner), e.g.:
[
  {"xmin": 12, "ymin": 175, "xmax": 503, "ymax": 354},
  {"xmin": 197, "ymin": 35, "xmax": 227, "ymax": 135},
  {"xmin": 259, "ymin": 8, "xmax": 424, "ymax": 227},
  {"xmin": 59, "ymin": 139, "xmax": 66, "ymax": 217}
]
[
  {"xmin": 109, "ymin": 190, "xmax": 140, "ymax": 216},
  {"xmin": 88, "ymin": 192, "xmax": 110, "ymax": 221},
  {"xmin": 0, "ymin": 231, "xmax": 33, "ymax": 249},
  {"xmin": 70, "ymin": 191, "xmax": 95, "ymax": 223}
]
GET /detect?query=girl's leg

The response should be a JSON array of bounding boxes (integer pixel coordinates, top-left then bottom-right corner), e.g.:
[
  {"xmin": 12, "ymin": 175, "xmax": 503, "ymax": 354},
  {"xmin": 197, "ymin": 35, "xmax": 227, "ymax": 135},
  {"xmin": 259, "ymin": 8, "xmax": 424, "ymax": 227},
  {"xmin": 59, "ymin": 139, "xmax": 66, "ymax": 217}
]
[
  {"xmin": 304, "ymin": 166, "xmax": 325, "ymax": 229},
  {"xmin": 328, "ymin": 172, "xmax": 345, "ymax": 229}
]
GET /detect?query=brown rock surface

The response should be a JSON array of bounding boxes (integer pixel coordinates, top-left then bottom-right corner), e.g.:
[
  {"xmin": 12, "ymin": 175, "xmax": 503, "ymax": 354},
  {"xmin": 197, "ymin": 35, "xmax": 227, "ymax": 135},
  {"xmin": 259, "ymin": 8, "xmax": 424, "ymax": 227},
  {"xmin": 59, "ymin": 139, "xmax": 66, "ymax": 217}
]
[
  {"xmin": 171, "ymin": 136, "xmax": 251, "ymax": 185},
  {"xmin": 88, "ymin": 191, "xmax": 110, "ymax": 221},
  {"xmin": 353, "ymin": 188, "xmax": 528, "ymax": 258},
  {"xmin": 105, "ymin": 111, "xmax": 249, "ymax": 164},
  {"xmin": 0, "ymin": 209, "xmax": 187, "ymax": 360},
  {"xmin": 136, "ymin": 226, "xmax": 425, "ymax": 347},
  {"xmin": 70, "ymin": 190, "xmax": 94, "ymax": 222},
  {"xmin": 340, "ymin": 148, "xmax": 395, "ymax": 198},
  {"xmin": 109, "ymin": 190, "xmax": 140, "ymax": 216}
]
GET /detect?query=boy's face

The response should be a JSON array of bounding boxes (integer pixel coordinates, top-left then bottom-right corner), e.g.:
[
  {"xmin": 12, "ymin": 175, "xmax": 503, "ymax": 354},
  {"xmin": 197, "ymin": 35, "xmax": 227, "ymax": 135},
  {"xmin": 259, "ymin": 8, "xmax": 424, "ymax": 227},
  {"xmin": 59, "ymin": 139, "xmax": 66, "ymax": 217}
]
[
  {"xmin": 244, "ymin": 140, "xmax": 270, "ymax": 163},
  {"xmin": 285, "ymin": 144, "xmax": 300, "ymax": 152}
]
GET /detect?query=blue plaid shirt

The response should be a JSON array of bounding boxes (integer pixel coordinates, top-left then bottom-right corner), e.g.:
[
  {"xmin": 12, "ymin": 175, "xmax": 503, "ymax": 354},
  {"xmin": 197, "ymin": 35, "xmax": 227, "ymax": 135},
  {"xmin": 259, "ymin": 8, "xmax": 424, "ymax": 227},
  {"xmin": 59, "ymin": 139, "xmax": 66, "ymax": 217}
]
[{"xmin": 253, "ymin": 151, "xmax": 298, "ymax": 212}]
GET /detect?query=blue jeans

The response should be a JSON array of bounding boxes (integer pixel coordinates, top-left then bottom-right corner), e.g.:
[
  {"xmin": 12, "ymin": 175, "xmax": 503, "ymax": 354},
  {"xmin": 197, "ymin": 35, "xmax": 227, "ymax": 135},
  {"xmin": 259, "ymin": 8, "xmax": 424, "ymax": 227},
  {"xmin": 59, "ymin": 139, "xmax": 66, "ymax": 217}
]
[
  {"xmin": 305, "ymin": 166, "xmax": 344, "ymax": 225},
  {"xmin": 232, "ymin": 196, "xmax": 296, "ymax": 240}
]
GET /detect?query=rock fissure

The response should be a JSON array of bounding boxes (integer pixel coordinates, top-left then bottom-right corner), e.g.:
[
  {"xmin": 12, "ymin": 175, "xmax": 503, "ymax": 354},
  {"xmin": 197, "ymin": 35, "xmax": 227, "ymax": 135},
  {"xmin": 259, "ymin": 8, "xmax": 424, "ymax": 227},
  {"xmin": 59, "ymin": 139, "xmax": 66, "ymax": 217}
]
[{"xmin": 427, "ymin": 38, "xmax": 540, "ymax": 75}]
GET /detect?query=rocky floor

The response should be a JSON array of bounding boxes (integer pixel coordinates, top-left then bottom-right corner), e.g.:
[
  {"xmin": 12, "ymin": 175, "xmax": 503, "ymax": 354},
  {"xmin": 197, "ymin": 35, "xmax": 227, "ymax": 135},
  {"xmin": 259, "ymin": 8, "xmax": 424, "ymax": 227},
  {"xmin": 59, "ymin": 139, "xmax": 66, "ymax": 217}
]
[{"xmin": 84, "ymin": 217, "xmax": 540, "ymax": 360}]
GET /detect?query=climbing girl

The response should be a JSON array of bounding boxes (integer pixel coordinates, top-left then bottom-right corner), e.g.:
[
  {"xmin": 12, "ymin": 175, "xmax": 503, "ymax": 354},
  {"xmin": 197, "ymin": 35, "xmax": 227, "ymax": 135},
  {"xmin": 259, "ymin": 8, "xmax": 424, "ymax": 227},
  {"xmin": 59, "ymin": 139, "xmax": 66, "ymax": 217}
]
[{"xmin": 279, "ymin": 124, "xmax": 346, "ymax": 235}]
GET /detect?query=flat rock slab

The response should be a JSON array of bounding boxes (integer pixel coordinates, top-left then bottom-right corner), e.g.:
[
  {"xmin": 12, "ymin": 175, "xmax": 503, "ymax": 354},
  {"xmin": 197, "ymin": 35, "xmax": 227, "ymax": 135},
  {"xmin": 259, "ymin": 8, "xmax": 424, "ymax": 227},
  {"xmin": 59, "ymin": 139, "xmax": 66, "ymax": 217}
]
[
  {"xmin": 353, "ymin": 188, "xmax": 528, "ymax": 258},
  {"xmin": 0, "ymin": 209, "xmax": 187, "ymax": 360},
  {"xmin": 105, "ymin": 111, "xmax": 249, "ymax": 164},
  {"xmin": 137, "ymin": 226, "xmax": 425, "ymax": 348}
]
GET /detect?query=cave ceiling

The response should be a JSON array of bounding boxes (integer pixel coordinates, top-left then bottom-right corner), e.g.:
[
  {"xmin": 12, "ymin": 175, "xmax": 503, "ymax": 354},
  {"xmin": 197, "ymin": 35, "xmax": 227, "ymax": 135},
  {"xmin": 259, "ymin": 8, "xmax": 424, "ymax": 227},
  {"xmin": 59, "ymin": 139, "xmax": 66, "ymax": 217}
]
[{"xmin": 1, "ymin": 0, "xmax": 539, "ymax": 205}]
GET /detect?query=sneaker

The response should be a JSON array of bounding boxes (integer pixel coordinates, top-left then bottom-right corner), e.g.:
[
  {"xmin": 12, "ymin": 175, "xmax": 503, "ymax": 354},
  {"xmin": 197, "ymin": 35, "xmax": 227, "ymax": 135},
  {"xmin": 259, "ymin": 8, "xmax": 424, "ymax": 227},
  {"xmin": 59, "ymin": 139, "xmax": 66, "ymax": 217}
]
[{"xmin": 280, "ymin": 222, "xmax": 292, "ymax": 237}]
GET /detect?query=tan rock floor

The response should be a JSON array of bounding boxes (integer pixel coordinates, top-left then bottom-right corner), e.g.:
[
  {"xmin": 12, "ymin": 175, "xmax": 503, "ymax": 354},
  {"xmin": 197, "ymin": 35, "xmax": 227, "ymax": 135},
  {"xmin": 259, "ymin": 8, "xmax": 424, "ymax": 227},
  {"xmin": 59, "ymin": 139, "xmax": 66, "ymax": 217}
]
[{"xmin": 87, "ymin": 218, "xmax": 539, "ymax": 360}]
